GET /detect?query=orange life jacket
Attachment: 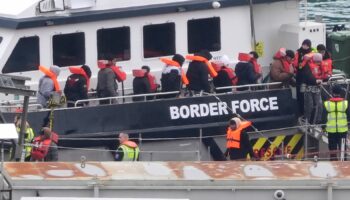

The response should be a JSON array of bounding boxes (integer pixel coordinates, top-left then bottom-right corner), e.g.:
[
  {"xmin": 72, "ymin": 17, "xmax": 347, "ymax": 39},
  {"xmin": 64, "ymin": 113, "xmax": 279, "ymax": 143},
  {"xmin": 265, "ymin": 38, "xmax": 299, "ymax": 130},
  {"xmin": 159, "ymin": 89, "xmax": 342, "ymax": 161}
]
[
  {"xmin": 160, "ymin": 58, "xmax": 189, "ymax": 85},
  {"xmin": 321, "ymin": 58, "xmax": 332, "ymax": 79},
  {"xmin": 39, "ymin": 66, "xmax": 60, "ymax": 91},
  {"xmin": 122, "ymin": 140, "xmax": 138, "ymax": 148},
  {"xmin": 221, "ymin": 67, "xmax": 238, "ymax": 85},
  {"xmin": 273, "ymin": 49, "xmax": 294, "ymax": 74},
  {"xmin": 147, "ymin": 74, "xmax": 158, "ymax": 92},
  {"xmin": 31, "ymin": 136, "xmax": 51, "ymax": 161},
  {"xmin": 132, "ymin": 69, "xmax": 146, "ymax": 78},
  {"xmin": 97, "ymin": 60, "xmax": 127, "ymax": 82},
  {"xmin": 186, "ymin": 55, "xmax": 218, "ymax": 78},
  {"xmin": 226, "ymin": 121, "xmax": 252, "ymax": 149},
  {"xmin": 69, "ymin": 67, "xmax": 90, "ymax": 89},
  {"xmin": 238, "ymin": 53, "xmax": 252, "ymax": 62},
  {"xmin": 250, "ymin": 58, "xmax": 262, "ymax": 74},
  {"xmin": 308, "ymin": 61, "xmax": 323, "ymax": 79}
]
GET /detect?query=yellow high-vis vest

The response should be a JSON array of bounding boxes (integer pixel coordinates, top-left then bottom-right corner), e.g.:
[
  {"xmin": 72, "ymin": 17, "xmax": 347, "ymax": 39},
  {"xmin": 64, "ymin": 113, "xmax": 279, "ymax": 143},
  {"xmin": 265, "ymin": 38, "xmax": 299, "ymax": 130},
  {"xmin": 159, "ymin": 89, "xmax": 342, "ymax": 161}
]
[{"xmin": 324, "ymin": 99, "xmax": 348, "ymax": 133}]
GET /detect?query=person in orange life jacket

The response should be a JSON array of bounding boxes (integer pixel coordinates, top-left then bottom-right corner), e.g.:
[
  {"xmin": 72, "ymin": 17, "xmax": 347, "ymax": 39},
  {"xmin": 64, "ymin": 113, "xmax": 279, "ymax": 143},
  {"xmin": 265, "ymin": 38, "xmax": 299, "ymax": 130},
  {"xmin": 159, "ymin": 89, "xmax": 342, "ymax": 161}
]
[
  {"xmin": 31, "ymin": 127, "xmax": 59, "ymax": 162},
  {"xmin": 114, "ymin": 133, "xmax": 140, "ymax": 161},
  {"xmin": 294, "ymin": 39, "xmax": 313, "ymax": 115},
  {"xmin": 96, "ymin": 56, "xmax": 119, "ymax": 105},
  {"xmin": 64, "ymin": 65, "xmax": 92, "ymax": 107},
  {"xmin": 235, "ymin": 53, "xmax": 260, "ymax": 91},
  {"xmin": 132, "ymin": 66, "xmax": 151, "ymax": 102},
  {"xmin": 224, "ymin": 117, "xmax": 257, "ymax": 161},
  {"xmin": 142, "ymin": 65, "xmax": 159, "ymax": 93},
  {"xmin": 212, "ymin": 55, "xmax": 236, "ymax": 93},
  {"xmin": 186, "ymin": 49, "xmax": 213, "ymax": 94},
  {"xmin": 317, "ymin": 44, "xmax": 333, "ymax": 80},
  {"xmin": 300, "ymin": 53, "xmax": 324, "ymax": 124},
  {"xmin": 160, "ymin": 54, "xmax": 186, "ymax": 98},
  {"xmin": 270, "ymin": 49, "xmax": 296, "ymax": 87},
  {"xmin": 37, "ymin": 65, "xmax": 61, "ymax": 108},
  {"xmin": 249, "ymin": 51, "xmax": 262, "ymax": 82}
]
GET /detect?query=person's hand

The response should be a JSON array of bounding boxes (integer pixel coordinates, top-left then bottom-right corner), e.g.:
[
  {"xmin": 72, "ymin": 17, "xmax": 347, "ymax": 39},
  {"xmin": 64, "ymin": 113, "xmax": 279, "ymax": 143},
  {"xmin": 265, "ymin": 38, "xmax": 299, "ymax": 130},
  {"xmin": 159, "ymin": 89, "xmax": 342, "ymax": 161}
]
[{"xmin": 316, "ymin": 79, "xmax": 323, "ymax": 85}]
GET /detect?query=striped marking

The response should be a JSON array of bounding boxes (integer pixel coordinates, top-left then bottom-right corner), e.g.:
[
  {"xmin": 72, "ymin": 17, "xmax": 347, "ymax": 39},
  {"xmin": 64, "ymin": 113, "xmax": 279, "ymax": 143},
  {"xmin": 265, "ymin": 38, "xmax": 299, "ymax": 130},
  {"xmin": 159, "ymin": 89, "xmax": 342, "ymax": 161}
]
[{"xmin": 263, "ymin": 135, "xmax": 285, "ymax": 161}]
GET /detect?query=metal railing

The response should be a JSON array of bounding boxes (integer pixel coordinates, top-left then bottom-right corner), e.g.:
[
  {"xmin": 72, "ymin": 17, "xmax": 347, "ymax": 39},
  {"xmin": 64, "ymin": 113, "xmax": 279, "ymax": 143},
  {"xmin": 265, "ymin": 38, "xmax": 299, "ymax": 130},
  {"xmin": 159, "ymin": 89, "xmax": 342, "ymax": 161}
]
[
  {"xmin": 0, "ymin": 104, "xmax": 43, "ymax": 112},
  {"xmin": 215, "ymin": 82, "xmax": 283, "ymax": 92}
]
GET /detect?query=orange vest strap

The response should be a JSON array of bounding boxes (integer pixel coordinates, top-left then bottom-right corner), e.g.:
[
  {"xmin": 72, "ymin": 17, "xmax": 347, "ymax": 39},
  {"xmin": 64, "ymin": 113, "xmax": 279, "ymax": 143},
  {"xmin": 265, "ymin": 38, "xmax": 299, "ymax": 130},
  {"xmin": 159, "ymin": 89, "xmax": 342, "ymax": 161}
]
[
  {"xmin": 147, "ymin": 74, "xmax": 158, "ymax": 92},
  {"xmin": 69, "ymin": 67, "xmax": 90, "ymax": 89},
  {"xmin": 186, "ymin": 55, "xmax": 218, "ymax": 78},
  {"xmin": 221, "ymin": 67, "xmax": 237, "ymax": 85},
  {"xmin": 122, "ymin": 141, "xmax": 138, "ymax": 148},
  {"xmin": 160, "ymin": 58, "xmax": 180, "ymax": 67},
  {"xmin": 39, "ymin": 66, "xmax": 60, "ymax": 91}
]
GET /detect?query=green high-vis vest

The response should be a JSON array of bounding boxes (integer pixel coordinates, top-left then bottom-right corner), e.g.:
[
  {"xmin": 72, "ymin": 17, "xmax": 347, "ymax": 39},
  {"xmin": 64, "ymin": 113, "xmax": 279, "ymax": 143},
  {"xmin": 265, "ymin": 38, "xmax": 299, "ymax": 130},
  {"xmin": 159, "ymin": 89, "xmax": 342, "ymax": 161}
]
[
  {"xmin": 324, "ymin": 100, "xmax": 348, "ymax": 133},
  {"xmin": 120, "ymin": 144, "xmax": 140, "ymax": 161}
]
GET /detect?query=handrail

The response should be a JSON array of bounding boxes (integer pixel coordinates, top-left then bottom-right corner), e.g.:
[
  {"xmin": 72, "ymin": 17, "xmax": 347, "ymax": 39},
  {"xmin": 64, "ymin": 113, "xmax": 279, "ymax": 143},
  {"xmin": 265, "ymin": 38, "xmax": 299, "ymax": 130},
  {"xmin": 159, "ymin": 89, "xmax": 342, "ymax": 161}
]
[
  {"xmin": 216, "ymin": 82, "xmax": 283, "ymax": 91},
  {"xmin": 0, "ymin": 103, "xmax": 43, "ymax": 111},
  {"xmin": 74, "ymin": 91, "xmax": 180, "ymax": 107}
]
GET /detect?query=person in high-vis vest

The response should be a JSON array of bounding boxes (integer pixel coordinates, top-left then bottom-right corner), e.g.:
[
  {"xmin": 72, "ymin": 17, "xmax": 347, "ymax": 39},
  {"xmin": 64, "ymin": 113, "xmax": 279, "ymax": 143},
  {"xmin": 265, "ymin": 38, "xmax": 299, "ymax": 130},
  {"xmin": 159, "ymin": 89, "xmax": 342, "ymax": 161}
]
[
  {"xmin": 37, "ymin": 65, "xmax": 61, "ymax": 108},
  {"xmin": 225, "ymin": 117, "xmax": 257, "ymax": 161},
  {"xmin": 115, "ymin": 133, "xmax": 140, "ymax": 161},
  {"xmin": 324, "ymin": 85, "xmax": 348, "ymax": 161},
  {"xmin": 14, "ymin": 116, "xmax": 35, "ymax": 161}
]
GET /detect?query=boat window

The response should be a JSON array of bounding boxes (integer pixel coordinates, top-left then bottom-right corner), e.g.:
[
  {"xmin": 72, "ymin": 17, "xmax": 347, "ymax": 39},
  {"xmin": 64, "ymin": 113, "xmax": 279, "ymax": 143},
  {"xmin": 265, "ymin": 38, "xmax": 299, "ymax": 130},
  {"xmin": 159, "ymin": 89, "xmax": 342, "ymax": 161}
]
[
  {"xmin": 187, "ymin": 17, "xmax": 221, "ymax": 53},
  {"xmin": 143, "ymin": 22, "xmax": 175, "ymax": 58},
  {"xmin": 2, "ymin": 36, "xmax": 40, "ymax": 74},
  {"xmin": 97, "ymin": 27, "xmax": 130, "ymax": 61},
  {"xmin": 0, "ymin": 37, "xmax": 2, "ymax": 44},
  {"xmin": 53, "ymin": 32, "xmax": 85, "ymax": 67}
]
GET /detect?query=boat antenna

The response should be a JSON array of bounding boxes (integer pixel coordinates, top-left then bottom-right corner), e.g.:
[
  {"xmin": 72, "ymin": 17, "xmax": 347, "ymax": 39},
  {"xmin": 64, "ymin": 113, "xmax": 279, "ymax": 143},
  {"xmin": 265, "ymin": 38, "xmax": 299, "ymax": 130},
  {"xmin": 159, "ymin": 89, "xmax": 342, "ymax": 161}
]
[{"xmin": 249, "ymin": 0, "xmax": 257, "ymax": 51}]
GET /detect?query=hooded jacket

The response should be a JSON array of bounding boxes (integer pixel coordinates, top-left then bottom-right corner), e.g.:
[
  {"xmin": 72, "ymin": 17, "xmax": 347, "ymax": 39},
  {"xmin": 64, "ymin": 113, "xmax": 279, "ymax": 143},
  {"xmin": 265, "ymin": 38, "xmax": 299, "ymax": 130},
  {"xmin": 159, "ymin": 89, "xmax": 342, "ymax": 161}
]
[{"xmin": 37, "ymin": 65, "xmax": 61, "ymax": 108}]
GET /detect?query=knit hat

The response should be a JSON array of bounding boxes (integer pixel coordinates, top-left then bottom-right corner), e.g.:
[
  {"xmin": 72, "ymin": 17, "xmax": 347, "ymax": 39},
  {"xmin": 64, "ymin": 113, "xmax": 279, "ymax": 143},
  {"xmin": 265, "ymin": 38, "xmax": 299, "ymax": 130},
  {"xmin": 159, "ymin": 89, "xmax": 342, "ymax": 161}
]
[
  {"xmin": 81, "ymin": 65, "xmax": 92, "ymax": 78},
  {"xmin": 229, "ymin": 117, "xmax": 241, "ymax": 127},
  {"xmin": 196, "ymin": 49, "xmax": 212, "ymax": 60},
  {"xmin": 141, "ymin": 65, "xmax": 150, "ymax": 73},
  {"xmin": 312, "ymin": 53, "xmax": 323, "ymax": 62},
  {"xmin": 50, "ymin": 65, "xmax": 60, "ymax": 76},
  {"xmin": 317, "ymin": 44, "xmax": 326, "ymax": 51},
  {"xmin": 285, "ymin": 50, "xmax": 295, "ymax": 59},
  {"xmin": 249, "ymin": 51, "xmax": 259, "ymax": 59},
  {"xmin": 302, "ymin": 39, "xmax": 312, "ymax": 48},
  {"xmin": 172, "ymin": 54, "xmax": 185, "ymax": 66}
]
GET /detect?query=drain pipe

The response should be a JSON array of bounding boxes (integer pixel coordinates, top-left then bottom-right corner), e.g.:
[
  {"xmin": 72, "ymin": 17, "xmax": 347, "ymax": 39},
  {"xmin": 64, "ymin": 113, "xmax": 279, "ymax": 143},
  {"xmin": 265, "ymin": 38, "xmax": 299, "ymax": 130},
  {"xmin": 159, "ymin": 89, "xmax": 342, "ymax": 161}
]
[{"xmin": 249, "ymin": 0, "xmax": 256, "ymax": 50}]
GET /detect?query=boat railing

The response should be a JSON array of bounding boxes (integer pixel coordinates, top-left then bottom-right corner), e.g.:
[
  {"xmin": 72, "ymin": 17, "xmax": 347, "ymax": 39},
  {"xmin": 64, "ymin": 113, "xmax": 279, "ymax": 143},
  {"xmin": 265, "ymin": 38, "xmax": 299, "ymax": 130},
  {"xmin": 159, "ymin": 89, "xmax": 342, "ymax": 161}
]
[
  {"xmin": 215, "ymin": 82, "xmax": 283, "ymax": 91},
  {"xmin": 0, "ymin": 104, "xmax": 43, "ymax": 112},
  {"xmin": 74, "ymin": 91, "xmax": 181, "ymax": 107}
]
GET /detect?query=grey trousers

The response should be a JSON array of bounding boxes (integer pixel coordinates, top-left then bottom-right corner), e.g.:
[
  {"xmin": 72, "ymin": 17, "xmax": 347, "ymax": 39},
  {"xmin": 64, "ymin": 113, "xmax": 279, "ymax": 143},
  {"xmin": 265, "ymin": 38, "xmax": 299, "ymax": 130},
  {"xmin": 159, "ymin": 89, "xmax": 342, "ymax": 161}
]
[{"xmin": 304, "ymin": 86, "xmax": 323, "ymax": 124}]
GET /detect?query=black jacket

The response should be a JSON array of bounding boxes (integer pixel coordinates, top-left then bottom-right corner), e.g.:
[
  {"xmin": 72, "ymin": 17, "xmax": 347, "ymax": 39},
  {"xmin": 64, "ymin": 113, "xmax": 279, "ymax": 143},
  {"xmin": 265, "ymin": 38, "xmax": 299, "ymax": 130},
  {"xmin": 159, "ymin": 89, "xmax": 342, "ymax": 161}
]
[
  {"xmin": 299, "ymin": 62, "xmax": 317, "ymax": 86},
  {"xmin": 133, "ymin": 76, "xmax": 150, "ymax": 101},
  {"xmin": 213, "ymin": 68, "xmax": 232, "ymax": 93},
  {"xmin": 161, "ymin": 67, "xmax": 181, "ymax": 98},
  {"xmin": 226, "ymin": 130, "xmax": 255, "ymax": 160},
  {"xmin": 186, "ymin": 61, "xmax": 210, "ymax": 92},
  {"xmin": 235, "ymin": 62, "xmax": 258, "ymax": 89},
  {"xmin": 295, "ymin": 48, "xmax": 312, "ymax": 85},
  {"xmin": 64, "ymin": 74, "xmax": 88, "ymax": 106},
  {"xmin": 96, "ymin": 68, "xmax": 118, "ymax": 98}
]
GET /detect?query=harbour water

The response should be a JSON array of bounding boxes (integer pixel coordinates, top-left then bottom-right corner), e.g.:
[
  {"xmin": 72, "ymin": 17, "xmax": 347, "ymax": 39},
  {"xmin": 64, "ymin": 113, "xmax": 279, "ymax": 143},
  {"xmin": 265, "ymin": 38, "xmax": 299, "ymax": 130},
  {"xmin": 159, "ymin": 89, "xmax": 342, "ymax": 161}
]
[{"xmin": 301, "ymin": 0, "xmax": 350, "ymax": 29}]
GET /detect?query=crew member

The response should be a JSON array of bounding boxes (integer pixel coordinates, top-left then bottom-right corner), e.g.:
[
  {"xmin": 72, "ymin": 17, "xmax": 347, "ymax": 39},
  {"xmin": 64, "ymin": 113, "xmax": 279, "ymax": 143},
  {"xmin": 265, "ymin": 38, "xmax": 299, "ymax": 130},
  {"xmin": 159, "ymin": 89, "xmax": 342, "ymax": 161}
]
[
  {"xmin": 294, "ymin": 39, "xmax": 314, "ymax": 114},
  {"xmin": 37, "ymin": 65, "xmax": 61, "ymax": 108},
  {"xmin": 14, "ymin": 116, "xmax": 35, "ymax": 161},
  {"xmin": 132, "ymin": 66, "xmax": 151, "ymax": 101},
  {"xmin": 115, "ymin": 133, "xmax": 140, "ymax": 161},
  {"xmin": 64, "ymin": 65, "xmax": 92, "ymax": 107},
  {"xmin": 31, "ymin": 127, "xmax": 59, "ymax": 162},
  {"xmin": 324, "ymin": 85, "xmax": 348, "ymax": 161},
  {"xmin": 270, "ymin": 48, "xmax": 296, "ymax": 87},
  {"xmin": 212, "ymin": 55, "xmax": 236, "ymax": 93},
  {"xmin": 96, "ymin": 57, "xmax": 119, "ymax": 105},
  {"xmin": 300, "ymin": 53, "xmax": 323, "ymax": 124},
  {"xmin": 317, "ymin": 44, "xmax": 333, "ymax": 80},
  {"xmin": 160, "ymin": 54, "xmax": 186, "ymax": 98},
  {"xmin": 249, "ymin": 51, "xmax": 262, "ymax": 82},
  {"xmin": 186, "ymin": 50, "xmax": 216, "ymax": 94},
  {"xmin": 235, "ymin": 53, "xmax": 260, "ymax": 91},
  {"xmin": 225, "ymin": 117, "xmax": 257, "ymax": 161}
]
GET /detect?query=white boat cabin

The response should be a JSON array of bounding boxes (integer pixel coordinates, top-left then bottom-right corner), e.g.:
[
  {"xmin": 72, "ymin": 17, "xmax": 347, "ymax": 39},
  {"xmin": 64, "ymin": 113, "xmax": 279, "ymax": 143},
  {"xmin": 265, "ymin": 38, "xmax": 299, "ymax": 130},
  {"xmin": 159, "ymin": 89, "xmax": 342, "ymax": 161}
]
[{"xmin": 0, "ymin": 0, "xmax": 301, "ymax": 98}]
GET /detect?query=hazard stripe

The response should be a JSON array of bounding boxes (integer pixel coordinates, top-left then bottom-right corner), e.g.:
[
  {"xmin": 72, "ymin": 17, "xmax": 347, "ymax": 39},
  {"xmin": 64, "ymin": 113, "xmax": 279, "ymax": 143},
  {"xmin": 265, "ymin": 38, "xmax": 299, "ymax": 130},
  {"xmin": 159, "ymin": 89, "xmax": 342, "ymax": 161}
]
[
  {"xmin": 295, "ymin": 147, "xmax": 304, "ymax": 160},
  {"xmin": 263, "ymin": 135, "xmax": 285, "ymax": 160},
  {"xmin": 253, "ymin": 138, "xmax": 267, "ymax": 151},
  {"xmin": 291, "ymin": 134, "xmax": 304, "ymax": 155},
  {"xmin": 285, "ymin": 134, "xmax": 303, "ymax": 154}
]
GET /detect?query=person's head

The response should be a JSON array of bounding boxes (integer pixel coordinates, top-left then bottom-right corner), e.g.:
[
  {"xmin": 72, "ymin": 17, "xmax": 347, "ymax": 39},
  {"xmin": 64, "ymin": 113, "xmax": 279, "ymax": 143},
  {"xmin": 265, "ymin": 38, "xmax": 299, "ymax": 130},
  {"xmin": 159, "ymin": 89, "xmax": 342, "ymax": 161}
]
[
  {"xmin": 196, "ymin": 49, "xmax": 212, "ymax": 60},
  {"xmin": 312, "ymin": 53, "xmax": 323, "ymax": 65},
  {"xmin": 141, "ymin": 65, "xmax": 150, "ymax": 74},
  {"xmin": 302, "ymin": 39, "xmax": 312, "ymax": 50},
  {"xmin": 249, "ymin": 51, "xmax": 259, "ymax": 60},
  {"xmin": 317, "ymin": 44, "xmax": 327, "ymax": 56},
  {"xmin": 285, "ymin": 50, "xmax": 295, "ymax": 63},
  {"xmin": 118, "ymin": 132, "xmax": 129, "ymax": 144},
  {"xmin": 216, "ymin": 54, "xmax": 230, "ymax": 67},
  {"xmin": 50, "ymin": 65, "xmax": 61, "ymax": 76},
  {"xmin": 229, "ymin": 117, "xmax": 241, "ymax": 130},
  {"xmin": 332, "ymin": 84, "xmax": 342, "ymax": 96},
  {"xmin": 172, "ymin": 54, "xmax": 185, "ymax": 67},
  {"xmin": 81, "ymin": 65, "xmax": 92, "ymax": 78},
  {"xmin": 105, "ymin": 55, "xmax": 114, "ymax": 67},
  {"xmin": 42, "ymin": 127, "xmax": 52, "ymax": 139}
]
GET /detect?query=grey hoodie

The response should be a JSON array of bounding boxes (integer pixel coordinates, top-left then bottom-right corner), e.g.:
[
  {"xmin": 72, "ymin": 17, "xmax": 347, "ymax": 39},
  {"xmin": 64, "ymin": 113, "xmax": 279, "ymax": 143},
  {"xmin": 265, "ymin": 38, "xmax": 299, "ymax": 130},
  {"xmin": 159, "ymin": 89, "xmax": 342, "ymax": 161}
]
[{"xmin": 37, "ymin": 65, "xmax": 60, "ymax": 107}]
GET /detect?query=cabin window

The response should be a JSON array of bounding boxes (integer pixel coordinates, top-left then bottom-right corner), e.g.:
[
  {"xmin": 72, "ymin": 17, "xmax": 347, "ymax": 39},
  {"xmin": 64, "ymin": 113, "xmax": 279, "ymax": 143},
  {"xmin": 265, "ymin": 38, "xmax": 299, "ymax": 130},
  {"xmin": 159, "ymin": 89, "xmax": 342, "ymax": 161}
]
[
  {"xmin": 0, "ymin": 37, "xmax": 2, "ymax": 44},
  {"xmin": 97, "ymin": 27, "xmax": 130, "ymax": 61},
  {"xmin": 143, "ymin": 23, "xmax": 175, "ymax": 58},
  {"xmin": 53, "ymin": 32, "xmax": 85, "ymax": 67},
  {"xmin": 187, "ymin": 17, "xmax": 221, "ymax": 53},
  {"xmin": 2, "ymin": 36, "xmax": 40, "ymax": 74}
]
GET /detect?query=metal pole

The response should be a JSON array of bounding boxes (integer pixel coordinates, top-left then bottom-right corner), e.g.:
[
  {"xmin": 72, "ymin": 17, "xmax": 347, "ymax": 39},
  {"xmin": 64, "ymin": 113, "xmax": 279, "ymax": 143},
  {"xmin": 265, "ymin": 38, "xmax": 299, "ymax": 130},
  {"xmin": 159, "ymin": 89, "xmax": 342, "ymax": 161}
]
[
  {"xmin": 249, "ymin": 0, "xmax": 257, "ymax": 50},
  {"xmin": 327, "ymin": 183, "xmax": 333, "ymax": 200},
  {"xmin": 199, "ymin": 128, "xmax": 203, "ymax": 161},
  {"xmin": 304, "ymin": 130, "xmax": 308, "ymax": 160},
  {"xmin": 121, "ymin": 81, "xmax": 125, "ymax": 103},
  {"xmin": 16, "ymin": 96, "xmax": 29, "ymax": 161}
]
